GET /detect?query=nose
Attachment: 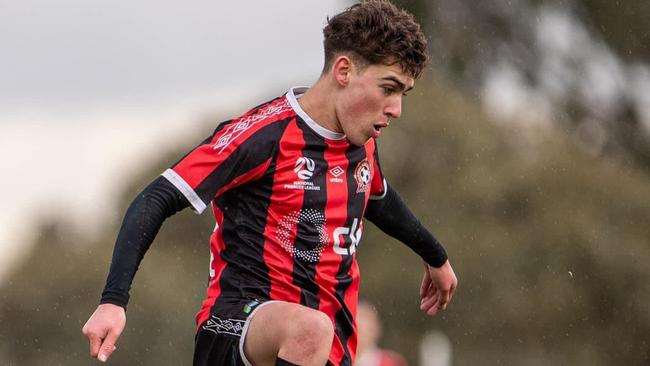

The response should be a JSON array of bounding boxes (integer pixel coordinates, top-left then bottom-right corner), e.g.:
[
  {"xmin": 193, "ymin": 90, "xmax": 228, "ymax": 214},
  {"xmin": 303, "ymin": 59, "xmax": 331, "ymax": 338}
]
[{"xmin": 384, "ymin": 97, "xmax": 402, "ymax": 119}]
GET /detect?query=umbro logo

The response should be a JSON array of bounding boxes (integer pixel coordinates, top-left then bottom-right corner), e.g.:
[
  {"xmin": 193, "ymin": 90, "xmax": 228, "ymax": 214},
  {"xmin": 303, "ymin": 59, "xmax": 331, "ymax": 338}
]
[
  {"xmin": 329, "ymin": 166, "xmax": 344, "ymax": 183},
  {"xmin": 329, "ymin": 166, "xmax": 344, "ymax": 177}
]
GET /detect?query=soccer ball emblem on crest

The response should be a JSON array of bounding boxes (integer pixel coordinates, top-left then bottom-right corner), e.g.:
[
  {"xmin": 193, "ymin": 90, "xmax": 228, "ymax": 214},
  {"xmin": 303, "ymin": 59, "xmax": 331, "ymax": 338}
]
[{"xmin": 354, "ymin": 159, "xmax": 372, "ymax": 193}]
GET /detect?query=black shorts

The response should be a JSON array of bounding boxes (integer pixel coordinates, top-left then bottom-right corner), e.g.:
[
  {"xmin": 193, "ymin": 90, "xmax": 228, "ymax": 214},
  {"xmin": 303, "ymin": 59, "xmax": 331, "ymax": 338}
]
[{"xmin": 193, "ymin": 299, "xmax": 278, "ymax": 366}]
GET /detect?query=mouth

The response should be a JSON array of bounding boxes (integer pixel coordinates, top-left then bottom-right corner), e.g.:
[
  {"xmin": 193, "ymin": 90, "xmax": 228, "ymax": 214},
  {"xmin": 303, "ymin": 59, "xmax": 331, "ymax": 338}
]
[{"xmin": 372, "ymin": 121, "xmax": 389, "ymax": 137}]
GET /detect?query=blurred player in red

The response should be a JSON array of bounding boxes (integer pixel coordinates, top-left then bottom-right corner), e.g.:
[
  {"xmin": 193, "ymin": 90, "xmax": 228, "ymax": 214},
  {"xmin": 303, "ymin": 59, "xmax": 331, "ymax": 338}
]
[{"xmin": 356, "ymin": 301, "xmax": 409, "ymax": 366}]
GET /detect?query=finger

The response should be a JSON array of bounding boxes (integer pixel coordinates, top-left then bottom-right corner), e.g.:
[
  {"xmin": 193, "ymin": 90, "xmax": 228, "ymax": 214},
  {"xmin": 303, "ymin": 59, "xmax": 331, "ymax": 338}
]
[
  {"xmin": 419, "ymin": 268, "xmax": 431, "ymax": 298},
  {"xmin": 420, "ymin": 288, "xmax": 440, "ymax": 310},
  {"xmin": 422, "ymin": 278, "xmax": 437, "ymax": 293},
  {"xmin": 424, "ymin": 284, "xmax": 439, "ymax": 297},
  {"xmin": 424, "ymin": 305, "xmax": 439, "ymax": 316},
  {"xmin": 420, "ymin": 283, "xmax": 438, "ymax": 303},
  {"xmin": 426, "ymin": 305, "xmax": 441, "ymax": 316},
  {"xmin": 447, "ymin": 283, "xmax": 457, "ymax": 304},
  {"xmin": 87, "ymin": 334, "xmax": 102, "ymax": 358},
  {"xmin": 97, "ymin": 331, "xmax": 120, "ymax": 362},
  {"xmin": 436, "ymin": 288, "xmax": 451, "ymax": 310},
  {"xmin": 420, "ymin": 293, "xmax": 439, "ymax": 312}
]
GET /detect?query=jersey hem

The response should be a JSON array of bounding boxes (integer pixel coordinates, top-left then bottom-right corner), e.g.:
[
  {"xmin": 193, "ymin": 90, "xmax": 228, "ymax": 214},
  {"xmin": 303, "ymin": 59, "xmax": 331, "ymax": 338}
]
[
  {"xmin": 369, "ymin": 178, "xmax": 388, "ymax": 200},
  {"xmin": 161, "ymin": 169, "xmax": 207, "ymax": 214}
]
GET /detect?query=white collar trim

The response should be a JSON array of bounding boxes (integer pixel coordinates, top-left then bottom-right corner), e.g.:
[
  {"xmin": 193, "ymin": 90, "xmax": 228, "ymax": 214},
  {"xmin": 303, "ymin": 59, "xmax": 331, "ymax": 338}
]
[{"xmin": 286, "ymin": 86, "xmax": 346, "ymax": 140}]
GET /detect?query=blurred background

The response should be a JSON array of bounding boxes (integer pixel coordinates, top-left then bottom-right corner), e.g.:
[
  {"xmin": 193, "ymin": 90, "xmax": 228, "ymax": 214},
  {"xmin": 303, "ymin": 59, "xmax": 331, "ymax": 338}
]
[{"xmin": 0, "ymin": 0, "xmax": 648, "ymax": 365}]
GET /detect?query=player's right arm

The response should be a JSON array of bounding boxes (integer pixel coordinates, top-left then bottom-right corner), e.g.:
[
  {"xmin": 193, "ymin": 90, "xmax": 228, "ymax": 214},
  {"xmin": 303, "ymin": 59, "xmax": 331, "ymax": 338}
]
[
  {"xmin": 82, "ymin": 176, "xmax": 190, "ymax": 362},
  {"xmin": 82, "ymin": 103, "xmax": 290, "ymax": 362}
]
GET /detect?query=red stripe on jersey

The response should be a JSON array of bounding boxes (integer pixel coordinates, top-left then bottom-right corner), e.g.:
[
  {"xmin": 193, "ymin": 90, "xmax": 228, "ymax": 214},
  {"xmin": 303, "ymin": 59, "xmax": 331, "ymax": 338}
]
[
  {"xmin": 195, "ymin": 204, "xmax": 226, "ymax": 329},
  {"xmin": 262, "ymin": 118, "xmax": 305, "ymax": 303},
  {"xmin": 318, "ymin": 140, "xmax": 351, "ymax": 364},
  {"xmin": 173, "ymin": 97, "xmax": 293, "ymax": 191}
]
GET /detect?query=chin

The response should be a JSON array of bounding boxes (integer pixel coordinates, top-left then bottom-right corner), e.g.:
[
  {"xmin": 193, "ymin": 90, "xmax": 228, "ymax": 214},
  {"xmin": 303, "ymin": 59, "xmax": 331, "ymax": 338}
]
[{"xmin": 347, "ymin": 136, "xmax": 371, "ymax": 146}]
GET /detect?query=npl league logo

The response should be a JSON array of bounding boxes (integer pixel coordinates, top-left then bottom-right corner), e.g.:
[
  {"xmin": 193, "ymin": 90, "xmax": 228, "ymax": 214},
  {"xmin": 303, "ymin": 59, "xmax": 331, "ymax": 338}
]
[{"xmin": 294, "ymin": 157, "xmax": 316, "ymax": 180}]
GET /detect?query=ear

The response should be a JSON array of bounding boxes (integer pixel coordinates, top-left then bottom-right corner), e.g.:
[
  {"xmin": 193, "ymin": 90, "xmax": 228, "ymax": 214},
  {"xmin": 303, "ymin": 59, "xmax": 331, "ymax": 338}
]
[{"xmin": 332, "ymin": 55, "xmax": 353, "ymax": 87}]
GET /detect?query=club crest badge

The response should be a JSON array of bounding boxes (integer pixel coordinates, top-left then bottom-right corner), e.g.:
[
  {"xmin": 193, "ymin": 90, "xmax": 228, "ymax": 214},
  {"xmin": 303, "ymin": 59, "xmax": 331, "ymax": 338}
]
[{"xmin": 354, "ymin": 159, "xmax": 372, "ymax": 193}]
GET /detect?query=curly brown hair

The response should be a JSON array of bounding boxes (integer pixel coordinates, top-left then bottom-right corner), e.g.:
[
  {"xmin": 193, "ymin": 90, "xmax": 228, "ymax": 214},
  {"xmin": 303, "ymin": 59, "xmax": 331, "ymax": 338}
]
[{"xmin": 322, "ymin": 0, "xmax": 428, "ymax": 79}]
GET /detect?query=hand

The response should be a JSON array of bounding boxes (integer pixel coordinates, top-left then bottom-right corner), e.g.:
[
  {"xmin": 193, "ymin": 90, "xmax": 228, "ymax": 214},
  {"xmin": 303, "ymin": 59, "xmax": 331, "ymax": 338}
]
[
  {"xmin": 82, "ymin": 303, "xmax": 126, "ymax": 362},
  {"xmin": 419, "ymin": 260, "xmax": 458, "ymax": 316}
]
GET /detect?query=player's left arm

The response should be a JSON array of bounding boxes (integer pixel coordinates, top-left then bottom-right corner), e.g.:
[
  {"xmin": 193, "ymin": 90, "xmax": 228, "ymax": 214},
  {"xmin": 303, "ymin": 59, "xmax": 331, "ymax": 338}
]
[{"xmin": 364, "ymin": 183, "xmax": 458, "ymax": 316}]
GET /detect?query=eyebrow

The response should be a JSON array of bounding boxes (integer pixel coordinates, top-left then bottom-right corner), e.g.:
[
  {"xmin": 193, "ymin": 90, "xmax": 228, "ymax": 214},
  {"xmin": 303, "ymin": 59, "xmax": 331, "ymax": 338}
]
[{"xmin": 380, "ymin": 76, "xmax": 413, "ymax": 92}]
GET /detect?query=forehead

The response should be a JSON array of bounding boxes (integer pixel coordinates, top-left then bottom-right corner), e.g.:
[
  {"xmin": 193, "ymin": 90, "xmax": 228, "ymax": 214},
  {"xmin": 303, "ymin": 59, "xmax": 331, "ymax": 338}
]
[{"xmin": 361, "ymin": 63, "xmax": 415, "ymax": 89}]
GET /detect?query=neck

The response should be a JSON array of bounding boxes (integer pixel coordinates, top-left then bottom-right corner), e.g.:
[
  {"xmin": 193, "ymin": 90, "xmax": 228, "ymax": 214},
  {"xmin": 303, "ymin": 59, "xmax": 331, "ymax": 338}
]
[{"xmin": 297, "ymin": 79, "xmax": 342, "ymax": 133}]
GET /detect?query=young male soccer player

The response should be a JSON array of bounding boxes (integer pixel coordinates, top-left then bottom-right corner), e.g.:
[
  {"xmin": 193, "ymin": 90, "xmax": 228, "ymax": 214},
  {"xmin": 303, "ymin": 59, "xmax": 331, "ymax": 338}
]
[{"xmin": 82, "ymin": 1, "xmax": 458, "ymax": 365}]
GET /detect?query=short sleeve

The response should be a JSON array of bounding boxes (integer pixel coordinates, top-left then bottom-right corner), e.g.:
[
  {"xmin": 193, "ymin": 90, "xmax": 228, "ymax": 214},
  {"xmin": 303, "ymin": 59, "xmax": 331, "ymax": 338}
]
[{"xmin": 162, "ymin": 117, "xmax": 287, "ymax": 214}]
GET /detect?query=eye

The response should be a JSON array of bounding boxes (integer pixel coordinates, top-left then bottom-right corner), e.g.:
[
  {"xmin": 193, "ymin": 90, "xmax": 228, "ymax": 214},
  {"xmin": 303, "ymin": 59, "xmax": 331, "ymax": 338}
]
[{"xmin": 382, "ymin": 86, "xmax": 396, "ymax": 95}]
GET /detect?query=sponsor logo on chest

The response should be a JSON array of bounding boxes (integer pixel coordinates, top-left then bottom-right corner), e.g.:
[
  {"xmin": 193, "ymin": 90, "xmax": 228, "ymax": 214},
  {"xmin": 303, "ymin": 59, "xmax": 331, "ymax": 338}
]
[{"xmin": 282, "ymin": 157, "xmax": 372, "ymax": 192}]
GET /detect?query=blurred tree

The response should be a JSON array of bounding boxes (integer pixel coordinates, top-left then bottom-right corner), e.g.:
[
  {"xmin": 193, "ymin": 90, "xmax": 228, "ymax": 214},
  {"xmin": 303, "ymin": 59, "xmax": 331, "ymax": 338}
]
[
  {"xmin": 393, "ymin": 0, "xmax": 650, "ymax": 169},
  {"xmin": 359, "ymin": 76, "xmax": 650, "ymax": 365},
  {"xmin": 582, "ymin": 0, "xmax": 650, "ymax": 61}
]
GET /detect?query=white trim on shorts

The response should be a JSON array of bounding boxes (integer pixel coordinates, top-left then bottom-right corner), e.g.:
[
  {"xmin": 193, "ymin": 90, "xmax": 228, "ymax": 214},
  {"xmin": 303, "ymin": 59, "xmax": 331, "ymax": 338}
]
[{"xmin": 239, "ymin": 300, "xmax": 282, "ymax": 366}]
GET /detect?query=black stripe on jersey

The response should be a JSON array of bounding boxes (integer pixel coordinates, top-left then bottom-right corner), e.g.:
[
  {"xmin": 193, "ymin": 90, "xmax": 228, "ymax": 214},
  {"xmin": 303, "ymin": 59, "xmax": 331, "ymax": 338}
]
[
  {"xmin": 292, "ymin": 122, "xmax": 328, "ymax": 310},
  {"xmin": 194, "ymin": 121, "xmax": 288, "ymax": 205},
  {"xmin": 210, "ymin": 119, "xmax": 290, "ymax": 313},
  {"xmin": 334, "ymin": 144, "xmax": 369, "ymax": 366},
  {"xmin": 371, "ymin": 139, "xmax": 386, "ymax": 197}
]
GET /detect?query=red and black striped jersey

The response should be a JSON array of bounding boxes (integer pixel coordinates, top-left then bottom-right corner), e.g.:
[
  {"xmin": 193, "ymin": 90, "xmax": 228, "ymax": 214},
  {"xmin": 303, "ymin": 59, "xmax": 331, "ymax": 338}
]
[{"xmin": 162, "ymin": 87, "xmax": 387, "ymax": 366}]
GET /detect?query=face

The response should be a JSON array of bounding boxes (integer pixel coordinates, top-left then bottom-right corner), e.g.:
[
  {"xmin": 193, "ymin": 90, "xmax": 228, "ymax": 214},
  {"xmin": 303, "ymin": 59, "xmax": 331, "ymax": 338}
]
[{"xmin": 336, "ymin": 62, "xmax": 415, "ymax": 146}]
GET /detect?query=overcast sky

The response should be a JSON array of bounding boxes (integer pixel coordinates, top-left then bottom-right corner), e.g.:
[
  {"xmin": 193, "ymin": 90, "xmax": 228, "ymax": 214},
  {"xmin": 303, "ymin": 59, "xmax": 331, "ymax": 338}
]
[
  {"xmin": 1, "ymin": 0, "xmax": 352, "ymax": 109},
  {"xmin": 0, "ymin": 0, "xmax": 351, "ymax": 279}
]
